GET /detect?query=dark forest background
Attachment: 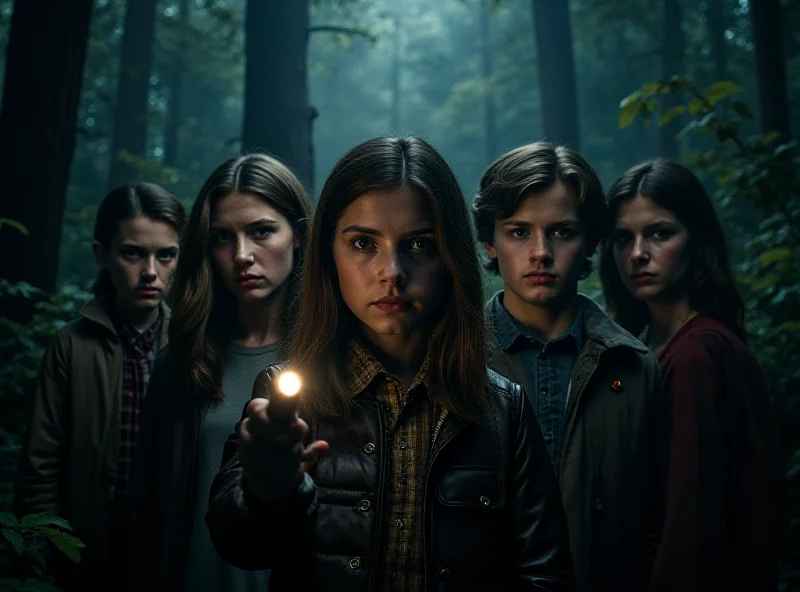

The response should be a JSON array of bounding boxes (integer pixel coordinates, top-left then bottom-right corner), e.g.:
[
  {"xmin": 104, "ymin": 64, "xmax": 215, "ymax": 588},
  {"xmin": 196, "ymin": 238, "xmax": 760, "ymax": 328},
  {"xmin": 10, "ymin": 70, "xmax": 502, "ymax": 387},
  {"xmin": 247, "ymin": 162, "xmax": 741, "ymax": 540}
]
[{"xmin": 0, "ymin": 0, "xmax": 798, "ymax": 589}]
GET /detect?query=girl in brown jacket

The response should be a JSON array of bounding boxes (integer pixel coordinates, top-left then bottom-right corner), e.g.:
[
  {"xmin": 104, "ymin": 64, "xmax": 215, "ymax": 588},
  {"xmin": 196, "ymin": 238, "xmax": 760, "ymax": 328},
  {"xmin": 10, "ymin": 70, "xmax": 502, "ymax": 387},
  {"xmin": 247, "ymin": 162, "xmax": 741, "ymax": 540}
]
[{"xmin": 14, "ymin": 184, "xmax": 186, "ymax": 590}]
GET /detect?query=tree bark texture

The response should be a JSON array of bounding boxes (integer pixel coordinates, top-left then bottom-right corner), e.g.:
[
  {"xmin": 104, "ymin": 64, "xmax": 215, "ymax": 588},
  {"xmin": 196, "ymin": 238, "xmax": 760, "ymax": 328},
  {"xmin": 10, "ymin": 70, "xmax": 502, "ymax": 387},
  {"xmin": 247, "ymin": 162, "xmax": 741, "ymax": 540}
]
[
  {"xmin": 163, "ymin": 0, "xmax": 190, "ymax": 168},
  {"xmin": 660, "ymin": 0, "xmax": 684, "ymax": 160},
  {"xmin": 530, "ymin": 0, "xmax": 581, "ymax": 150},
  {"xmin": 0, "ymin": 0, "xmax": 94, "ymax": 321},
  {"xmin": 242, "ymin": 0, "xmax": 313, "ymax": 191},
  {"xmin": 749, "ymin": 0, "xmax": 791, "ymax": 143},
  {"xmin": 107, "ymin": 0, "xmax": 159, "ymax": 190},
  {"xmin": 480, "ymin": 0, "xmax": 497, "ymax": 163}
]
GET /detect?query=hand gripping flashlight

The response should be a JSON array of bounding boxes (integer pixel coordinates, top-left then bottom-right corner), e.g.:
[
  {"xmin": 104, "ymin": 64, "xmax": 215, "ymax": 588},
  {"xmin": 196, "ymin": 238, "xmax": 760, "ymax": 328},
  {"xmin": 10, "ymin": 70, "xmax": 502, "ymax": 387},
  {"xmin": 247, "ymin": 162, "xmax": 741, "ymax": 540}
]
[{"xmin": 267, "ymin": 370, "xmax": 301, "ymax": 423}]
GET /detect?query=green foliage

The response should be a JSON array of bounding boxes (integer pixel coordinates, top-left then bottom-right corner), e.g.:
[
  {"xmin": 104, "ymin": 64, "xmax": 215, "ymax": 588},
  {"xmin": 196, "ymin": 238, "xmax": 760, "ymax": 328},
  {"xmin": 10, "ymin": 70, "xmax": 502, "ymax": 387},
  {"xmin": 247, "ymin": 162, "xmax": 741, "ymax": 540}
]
[
  {"xmin": 0, "ymin": 282, "xmax": 92, "ymax": 510},
  {"xmin": 619, "ymin": 76, "xmax": 800, "ymax": 588},
  {"xmin": 0, "ymin": 220, "xmax": 28, "ymax": 236},
  {"xmin": 0, "ymin": 512, "xmax": 84, "ymax": 591}
]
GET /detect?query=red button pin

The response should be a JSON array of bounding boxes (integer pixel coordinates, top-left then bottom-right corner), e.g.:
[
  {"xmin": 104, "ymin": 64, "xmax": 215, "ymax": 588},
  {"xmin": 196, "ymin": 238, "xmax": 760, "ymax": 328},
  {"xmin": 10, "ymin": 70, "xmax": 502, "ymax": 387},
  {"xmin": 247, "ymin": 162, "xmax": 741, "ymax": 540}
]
[{"xmin": 611, "ymin": 380, "xmax": 623, "ymax": 392}]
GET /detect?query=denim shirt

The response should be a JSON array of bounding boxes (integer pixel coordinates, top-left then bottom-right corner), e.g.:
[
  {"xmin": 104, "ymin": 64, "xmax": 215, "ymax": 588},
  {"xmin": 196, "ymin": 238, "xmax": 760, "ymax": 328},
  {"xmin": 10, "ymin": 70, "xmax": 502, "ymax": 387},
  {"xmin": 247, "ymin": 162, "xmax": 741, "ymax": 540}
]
[{"xmin": 488, "ymin": 292, "xmax": 584, "ymax": 473}]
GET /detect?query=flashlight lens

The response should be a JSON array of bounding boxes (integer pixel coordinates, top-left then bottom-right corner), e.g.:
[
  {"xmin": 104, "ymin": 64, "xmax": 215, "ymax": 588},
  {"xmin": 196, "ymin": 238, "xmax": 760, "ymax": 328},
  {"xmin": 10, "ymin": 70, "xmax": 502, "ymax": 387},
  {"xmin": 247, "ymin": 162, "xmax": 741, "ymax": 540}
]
[{"xmin": 277, "ymin": 371, "xmax": 301, "ymax": 397}]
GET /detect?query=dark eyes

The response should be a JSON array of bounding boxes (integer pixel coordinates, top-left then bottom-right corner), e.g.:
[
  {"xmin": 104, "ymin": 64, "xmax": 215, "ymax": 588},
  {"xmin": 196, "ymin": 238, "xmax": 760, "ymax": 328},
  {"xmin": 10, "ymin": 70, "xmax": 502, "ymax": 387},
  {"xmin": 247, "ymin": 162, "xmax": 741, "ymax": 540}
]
[
  {"xmin": 349, "ymin": 237, "xmax": 435, "ymax": 253},
  {"xmin": 210, "ymin": 226, "xmax": 273, "ymax": 245},
  {"xmin": 119, "ymin": 246, "xmax": 176, "ymax": 261},
  {"xmin": 508, "ymin": 228, "xmax": 575, "ymax": 239},
  {"xmin": 612, "ymin": 228, "xmax": 675, "ymax": 245}
]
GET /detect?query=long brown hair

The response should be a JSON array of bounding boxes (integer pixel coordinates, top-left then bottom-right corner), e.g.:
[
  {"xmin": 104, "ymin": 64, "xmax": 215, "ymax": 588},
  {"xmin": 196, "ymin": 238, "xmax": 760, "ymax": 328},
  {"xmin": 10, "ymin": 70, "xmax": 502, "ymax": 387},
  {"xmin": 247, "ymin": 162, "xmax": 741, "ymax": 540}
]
[
  {"xmin": 169, "ymin": 153, "xmax": 312, "ymax": 403},
  {"xmin": 599, "ymin": 159, "xmax": 745, "ymax": 341},
  {"xmin": 290, "ymin": 136, "xmax": 490, "ymax": 422}
]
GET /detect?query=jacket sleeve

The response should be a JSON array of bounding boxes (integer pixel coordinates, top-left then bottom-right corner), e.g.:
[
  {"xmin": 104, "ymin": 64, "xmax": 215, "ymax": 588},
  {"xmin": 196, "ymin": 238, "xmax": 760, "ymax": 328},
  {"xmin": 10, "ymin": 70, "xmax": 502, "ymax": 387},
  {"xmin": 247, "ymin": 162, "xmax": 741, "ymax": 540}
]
[
  {"xmin": 14, "ymin": 332, "xmax": 71, "ymax": 518},
  {"xmin": 205, "ymin": 414, "xmax": 320, "ymax": 571},
  {"xmin": 507, "ymin": 384, "xmax": 576, "ymax": 590}
]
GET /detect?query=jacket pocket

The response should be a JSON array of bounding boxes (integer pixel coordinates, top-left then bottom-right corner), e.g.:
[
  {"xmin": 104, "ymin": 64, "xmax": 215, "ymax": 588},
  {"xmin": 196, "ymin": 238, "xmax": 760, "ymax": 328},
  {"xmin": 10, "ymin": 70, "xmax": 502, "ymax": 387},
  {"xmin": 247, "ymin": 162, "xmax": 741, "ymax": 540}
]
[{"xmin": 436, "ymin": 466, "xmax": 504, "ymax": 510}]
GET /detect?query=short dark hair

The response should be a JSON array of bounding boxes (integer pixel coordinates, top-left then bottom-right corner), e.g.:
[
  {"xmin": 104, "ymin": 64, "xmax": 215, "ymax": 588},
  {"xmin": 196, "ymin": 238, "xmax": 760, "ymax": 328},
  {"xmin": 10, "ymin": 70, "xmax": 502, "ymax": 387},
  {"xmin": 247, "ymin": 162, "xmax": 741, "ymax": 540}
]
[
  {"xmin": 93, "ymin": 183, "xmax": 187, "ymax": 295},
  {"xmin": 599, "ymin": 159, "xmax": 745, "ymax": 341},
  {"xmin": 472, "ymin": 142, "xmax": 606, "ymax": 279}
]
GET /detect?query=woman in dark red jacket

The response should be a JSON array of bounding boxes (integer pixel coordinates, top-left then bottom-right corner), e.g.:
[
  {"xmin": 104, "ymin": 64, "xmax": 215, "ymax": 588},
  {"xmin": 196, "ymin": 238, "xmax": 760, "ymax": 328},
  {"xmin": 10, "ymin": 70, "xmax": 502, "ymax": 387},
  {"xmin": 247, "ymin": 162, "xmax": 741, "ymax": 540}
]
[{"xmin": 599, "ymin": 159, "xmax": 783, "ymax": 591}]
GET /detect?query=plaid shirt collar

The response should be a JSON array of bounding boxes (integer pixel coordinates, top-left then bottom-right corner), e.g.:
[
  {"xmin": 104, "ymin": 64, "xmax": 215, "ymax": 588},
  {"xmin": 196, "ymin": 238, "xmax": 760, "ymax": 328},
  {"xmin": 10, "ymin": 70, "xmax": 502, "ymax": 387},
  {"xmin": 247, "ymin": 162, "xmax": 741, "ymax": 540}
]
[
  {"xmin": 344, "ymin": 339, "xmax": 432, "ymax": 398},
  {"xmin": 113, "ymin": 307, "xmax": 163, "ymax": 356}
]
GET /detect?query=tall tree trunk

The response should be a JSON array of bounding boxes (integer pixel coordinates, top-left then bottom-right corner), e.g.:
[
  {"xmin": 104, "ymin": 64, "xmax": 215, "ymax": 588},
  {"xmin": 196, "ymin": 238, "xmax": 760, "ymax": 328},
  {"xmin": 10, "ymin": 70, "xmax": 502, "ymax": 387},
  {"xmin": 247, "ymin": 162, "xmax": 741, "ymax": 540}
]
[
  {"xmin": 242, "ymin": 0, "xmax": 312, "ymax": 190},
  {"xmin": 391, "ymin": 1, "xmax": 402, "ymax": 131},
  {"xmin": 480, "ymin": 0, "xmax": 496, "ymax": 163},
  {"xmin": 750, "ymin": 0, "xmax": 791, "ymax": 143},
  {"xmin": 530, "ymin": 0, "xmax": 581, "ymax": 150},
  {"xmin": 705, "ymin": 0, "xmax": 727, "ymax": 81},
  {"xmin": 659, "ymin": 0, "xmax": 684, "ymax": 159},
  {"xmin": 107, "ymin": 0, "xmax": 159, "ymax": 190},
  {"xmin": 163, "ymin": 0, "xmax": 189, "ymax": 168},
  {"xmin": 0, "ymin": 0, "xmax": 94, "ymax": 322}
]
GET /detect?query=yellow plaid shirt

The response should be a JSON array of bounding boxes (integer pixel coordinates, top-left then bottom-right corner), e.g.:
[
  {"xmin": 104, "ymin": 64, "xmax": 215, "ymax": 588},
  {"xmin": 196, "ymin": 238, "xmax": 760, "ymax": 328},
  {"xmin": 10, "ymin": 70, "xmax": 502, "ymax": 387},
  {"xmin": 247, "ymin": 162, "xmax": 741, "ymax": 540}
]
[{"xmin": 344, "ymin": 339, "xmax": 441, "ymax": 592}]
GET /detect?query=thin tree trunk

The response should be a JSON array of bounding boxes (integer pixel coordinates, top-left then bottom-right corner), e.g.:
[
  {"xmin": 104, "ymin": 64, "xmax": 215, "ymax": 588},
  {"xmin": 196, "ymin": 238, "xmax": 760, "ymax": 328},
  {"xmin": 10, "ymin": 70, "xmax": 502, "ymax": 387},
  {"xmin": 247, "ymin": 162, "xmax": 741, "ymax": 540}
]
[
  {"xmin": 750, "ymin": 0, "xmax": 791, "ymax": 143},
  {"xmin": 659, "ymin": 0, "xmax": 683, "ymax": 159},
  {"xmin": 480, "ymin": 0, "xmax": 496, "ymax": 163},
  {"xmin": 242, "ymin": 0, "xmax": 312, "ymax": 190},
  {"xmin": 391, "ymin": 1, "xmax": 402, "ymax": 131},
  {"xmin": 0, "ymin": 0, "xmax": 94, "ymax": 322},
  {"xmin": 531, "ymin": 0, "xmax": 581, "ymax": 150},
  {"xmin": 107, "ymin": 0, "xmax": 159, "ymax": 190},
  {"xmin": 163, "ymin": 0, "xmax": 190, "ymax": 168},
  {"xmin": 705, "ymin": 0, "xmax": 727, "ymax": 81}
]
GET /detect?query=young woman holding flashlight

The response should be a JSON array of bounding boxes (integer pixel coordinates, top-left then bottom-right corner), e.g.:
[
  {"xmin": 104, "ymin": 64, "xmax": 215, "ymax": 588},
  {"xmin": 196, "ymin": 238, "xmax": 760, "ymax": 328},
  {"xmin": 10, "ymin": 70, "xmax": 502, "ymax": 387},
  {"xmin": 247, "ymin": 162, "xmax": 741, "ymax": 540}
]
[
  {"xmin": 207, "ymin": 137, "xmax": 574, "ymax": 591},
  {"xmin": 127, "ymin": 154, "xmax": 312, "ymax": 591}
]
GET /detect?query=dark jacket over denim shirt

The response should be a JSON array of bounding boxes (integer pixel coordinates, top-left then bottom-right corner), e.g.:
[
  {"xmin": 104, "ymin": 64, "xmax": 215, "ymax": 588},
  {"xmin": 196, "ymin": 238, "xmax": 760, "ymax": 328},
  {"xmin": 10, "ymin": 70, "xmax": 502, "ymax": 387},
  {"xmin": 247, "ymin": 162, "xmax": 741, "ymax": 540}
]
[{"xmin": 486, "ymin": 293, "xmax": 666, "ymax": 592}]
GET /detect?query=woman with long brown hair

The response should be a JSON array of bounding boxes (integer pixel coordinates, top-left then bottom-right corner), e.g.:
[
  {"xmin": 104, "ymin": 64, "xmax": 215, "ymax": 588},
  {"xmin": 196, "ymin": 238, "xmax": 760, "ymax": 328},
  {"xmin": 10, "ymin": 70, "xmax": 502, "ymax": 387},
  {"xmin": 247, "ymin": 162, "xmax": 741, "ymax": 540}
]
[
  {"xmin": 127, "ymin": 153, "xmax": 312, "ymax": 590},
  {"xmin": 205, "ymin": 136, "xmax": 574, "ymax": 591},
  {"xmin": 600, "ymin": 159, "xmax": 783, "ymax": 591}
]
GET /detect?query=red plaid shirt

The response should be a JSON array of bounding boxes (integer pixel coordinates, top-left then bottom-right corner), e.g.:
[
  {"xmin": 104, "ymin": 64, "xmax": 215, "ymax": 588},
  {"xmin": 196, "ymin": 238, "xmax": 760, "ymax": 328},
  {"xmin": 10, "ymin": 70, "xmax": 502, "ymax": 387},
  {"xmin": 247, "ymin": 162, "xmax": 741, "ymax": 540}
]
[{"xmin": 112, "ymin": 310, "xmax": 162, "ymax": 499}]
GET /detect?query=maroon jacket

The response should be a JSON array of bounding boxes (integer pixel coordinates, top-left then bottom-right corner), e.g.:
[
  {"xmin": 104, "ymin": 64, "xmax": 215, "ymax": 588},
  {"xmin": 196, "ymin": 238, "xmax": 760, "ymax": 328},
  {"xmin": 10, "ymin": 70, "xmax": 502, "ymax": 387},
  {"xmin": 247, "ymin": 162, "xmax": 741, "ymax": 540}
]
[{"xmin": 650, "ymin": 315, "xmax": 783, "ymax": 592}]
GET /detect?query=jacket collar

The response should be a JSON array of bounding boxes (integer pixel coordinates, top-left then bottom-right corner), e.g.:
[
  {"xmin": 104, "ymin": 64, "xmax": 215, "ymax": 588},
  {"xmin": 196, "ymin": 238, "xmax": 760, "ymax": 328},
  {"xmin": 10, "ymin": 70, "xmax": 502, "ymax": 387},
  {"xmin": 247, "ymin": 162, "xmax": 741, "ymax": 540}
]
[
  {"xmin": 80, "ymin": 294, "xmax": 171, "ymax": 348},
  {"xmin": 485, "ymin": 291, "xmax": 646, "ymax": 355},
  {"xmin": 578, "ymin": 294, "xmax": 647, "ymax": 353}
]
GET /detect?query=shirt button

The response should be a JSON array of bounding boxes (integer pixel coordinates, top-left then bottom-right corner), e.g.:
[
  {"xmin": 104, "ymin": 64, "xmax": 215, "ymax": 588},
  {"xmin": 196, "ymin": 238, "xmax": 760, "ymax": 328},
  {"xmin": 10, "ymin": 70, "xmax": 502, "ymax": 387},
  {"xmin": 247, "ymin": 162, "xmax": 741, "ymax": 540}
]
[
  {"xmin": 358, "ymin": 499, "xmax": 371, "ymax": 512},
  {"xmin": 395, "ymin": 518, "xmax": 405, "ymax": 528},
  {"xmin": 363, "ymin": 442, "xmax": 376, "ymax": 454},
  {"xmin": 348, "ymin": 556, "xmax": 362, "ymax": 570},
  {"xmin": 399, "ymin": 439, "xmax": 407, "ymax": 450},
  {"xmin": 480, "ymin": 495, "xmax": 491, "ymax": 507},
  {"xmin": 437, "ymin": 566, "xmax": 451, "ymax": 580}
]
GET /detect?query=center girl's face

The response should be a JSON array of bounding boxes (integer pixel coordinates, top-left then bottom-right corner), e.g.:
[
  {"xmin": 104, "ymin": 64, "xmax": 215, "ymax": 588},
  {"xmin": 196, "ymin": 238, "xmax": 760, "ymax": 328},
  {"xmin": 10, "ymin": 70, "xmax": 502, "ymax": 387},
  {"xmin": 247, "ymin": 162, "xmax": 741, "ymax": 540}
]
[
  {"xmin": 332, "ymin": 184, "xmax": 448, "ymax": 341},
  {"xmin": 210, "ymin": 191, "xmax": 298, "ymax": 305}
]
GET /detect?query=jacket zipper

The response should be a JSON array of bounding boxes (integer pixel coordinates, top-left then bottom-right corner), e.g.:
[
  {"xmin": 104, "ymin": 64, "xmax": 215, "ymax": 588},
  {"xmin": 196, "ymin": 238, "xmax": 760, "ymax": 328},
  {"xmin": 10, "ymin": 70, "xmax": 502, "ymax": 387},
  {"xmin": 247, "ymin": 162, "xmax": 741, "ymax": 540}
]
[{"xmin": 431, "ymin": 408, "xmax": 448, "ymax": 446}]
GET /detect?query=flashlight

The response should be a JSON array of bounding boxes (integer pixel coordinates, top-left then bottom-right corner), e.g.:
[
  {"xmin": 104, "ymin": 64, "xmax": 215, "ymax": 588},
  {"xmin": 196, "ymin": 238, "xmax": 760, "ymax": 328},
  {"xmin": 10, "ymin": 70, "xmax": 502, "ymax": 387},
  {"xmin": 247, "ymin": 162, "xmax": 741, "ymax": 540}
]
[{"xmin": 267, "ymin": 370, "xmax": 301, "ymax": 423}]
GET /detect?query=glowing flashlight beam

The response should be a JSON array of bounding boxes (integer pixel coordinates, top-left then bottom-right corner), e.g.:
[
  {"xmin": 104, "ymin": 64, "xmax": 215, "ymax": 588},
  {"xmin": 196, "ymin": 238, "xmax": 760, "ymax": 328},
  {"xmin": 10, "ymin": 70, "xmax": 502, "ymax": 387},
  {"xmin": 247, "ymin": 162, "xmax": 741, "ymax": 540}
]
[{"xmin": 276, "ymin": 371, "xmax": 301, "ymax": 397}]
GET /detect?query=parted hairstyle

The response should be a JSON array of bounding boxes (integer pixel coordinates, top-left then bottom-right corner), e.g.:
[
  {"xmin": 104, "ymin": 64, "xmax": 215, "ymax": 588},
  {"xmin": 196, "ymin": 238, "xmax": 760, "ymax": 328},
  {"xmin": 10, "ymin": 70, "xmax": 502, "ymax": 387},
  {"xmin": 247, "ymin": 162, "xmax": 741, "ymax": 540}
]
[
  {"xmin": 289, "ymin": 136, "xmax": 490, "ymax": 422},
  {"xmin": 472, "ymin": 141, "xmax": 606, "ymax": 279},
  {"xmin": 93, "ymin": 183, "xmax": 186, "ymax": 295},
  {"xmin": 599, "ymin": 159, "xmax": 745, "ymax": 341},
  {"xmin": 169, "ymin": 153, "xmax": 312, "ymax": 403}
]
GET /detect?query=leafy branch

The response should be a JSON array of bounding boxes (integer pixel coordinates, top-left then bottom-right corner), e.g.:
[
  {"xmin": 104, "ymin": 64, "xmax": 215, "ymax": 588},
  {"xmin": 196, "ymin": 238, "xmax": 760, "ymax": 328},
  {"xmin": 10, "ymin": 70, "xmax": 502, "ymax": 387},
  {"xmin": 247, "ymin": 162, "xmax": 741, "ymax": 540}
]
[{"xmin": 0, "ymin": 511, "xmax": 85, "ymax": 590}]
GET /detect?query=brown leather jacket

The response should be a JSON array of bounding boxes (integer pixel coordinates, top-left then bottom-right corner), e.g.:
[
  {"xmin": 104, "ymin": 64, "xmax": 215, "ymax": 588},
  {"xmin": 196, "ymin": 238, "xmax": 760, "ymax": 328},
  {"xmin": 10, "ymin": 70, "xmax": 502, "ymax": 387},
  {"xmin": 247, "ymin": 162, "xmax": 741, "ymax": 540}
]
[
  {"xmin": 486, "ymin": 295, "xmax": 666, "ymax": 592},
  {"xmin": 206, "ymin": 364, "xmax": 576, "ymax": 591},
  {"xmin": 14, "ymin": 296, "xmax": 169, "ymax": 587}
]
